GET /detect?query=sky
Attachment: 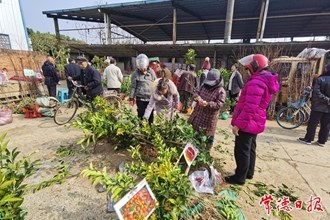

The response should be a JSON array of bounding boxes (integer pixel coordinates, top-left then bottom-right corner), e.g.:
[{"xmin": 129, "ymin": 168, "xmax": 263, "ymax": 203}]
[
  {"xmin": 20, "ymin": 0, "xmax": 326, "ymax": 44},
  {"xmin": 20, "ymin": 0, "xmax": 140, "ymax": 42}
]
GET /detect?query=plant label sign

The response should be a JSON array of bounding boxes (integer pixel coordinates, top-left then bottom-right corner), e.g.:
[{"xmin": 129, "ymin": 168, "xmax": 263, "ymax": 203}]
[
  {"xmin": 23, "ymin": 69, "xmax": 36, "ymax": 77},
  {"xmin": 114, "ymin": 178, "xmax": 157, "ymax": 220},
  {"xmin": 183, "ymin": 142, "xmax": 199, "ymax": 167}
]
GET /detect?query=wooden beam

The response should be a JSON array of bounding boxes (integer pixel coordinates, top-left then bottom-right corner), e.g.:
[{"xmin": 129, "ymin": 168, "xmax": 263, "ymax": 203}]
[
  {"xmin": 256, "ymin": 0, "xmax": 266, "ymax": 42},
  {"xmin": 172, "ymin": 2, "xmax": 210, "ymax": 40},
  {"xmin": 53, "ymin": 18, "xmax": 60, "ymax": 40}
]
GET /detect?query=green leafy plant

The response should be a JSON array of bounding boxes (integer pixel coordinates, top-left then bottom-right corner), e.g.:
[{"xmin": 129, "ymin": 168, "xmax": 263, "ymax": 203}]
[
  {"xmin": 247, "ymin": 181, "xmax": 305, "ymax": 220},
  {"xmin": 82, "ymin": 131, "xmax": 192, "ymax": 220},
  {"xmin": 184, "ymin": 48, "xmax": 197, "ymax": 65},
  {"xmin": 91, "ymin": 55, "xmax": 107, "ymax": 73},
  {"xmin": 219, "ymin": 67, "xmax": 231, "ymax": 88},
  {"xmin": 0, "ymin": 133, "xmax": 39, "ymax": 219},
  {"xmin": 56, "ymin": 146, "xmax": 74, "ymax": 158},
  {"xmin": 121, "ymin": 76, "xmax": 131, "ymax": 96},
  {"xmin": 12, "ymin": 98, "xmax": 36, "ymax": 114},
  {"xmin": 31, "ymin": 160, "xmax": 69, "ymax": 193}
]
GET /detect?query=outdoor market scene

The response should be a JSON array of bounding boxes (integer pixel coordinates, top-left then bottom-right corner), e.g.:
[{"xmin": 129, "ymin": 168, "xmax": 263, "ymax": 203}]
[{"xmin": 0, "ymin": 0, "xmax": 330, "ymax": 220}]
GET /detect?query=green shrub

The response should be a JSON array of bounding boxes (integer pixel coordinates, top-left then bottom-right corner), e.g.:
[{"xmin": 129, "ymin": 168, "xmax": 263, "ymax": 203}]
[{"xmin": 0, "ymin": 133, "xmax": 39, "ymax": 219}]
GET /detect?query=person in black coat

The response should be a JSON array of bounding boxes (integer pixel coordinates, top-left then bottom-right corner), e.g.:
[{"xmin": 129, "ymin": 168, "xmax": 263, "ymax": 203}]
[
  {"xmin": 298, "ymin": 64, "xmax": 330, "ymax": 147},
  {"xmin": 41, "ymin": 56, "xmax": 59, "ymax": 97},
  {"xmin": 65, "ymin": 57, "xmax": 83, "ymax": 99},
  {"xmin": 69, "ymin": 57, "xmax": 103, "ymax": 104}
]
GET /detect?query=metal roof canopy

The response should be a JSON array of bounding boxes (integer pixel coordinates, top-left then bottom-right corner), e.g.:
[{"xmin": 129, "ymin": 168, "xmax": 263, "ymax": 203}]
[{"xmin": 43, "ymin": 0, "xmax": 330, "ymax": 42}]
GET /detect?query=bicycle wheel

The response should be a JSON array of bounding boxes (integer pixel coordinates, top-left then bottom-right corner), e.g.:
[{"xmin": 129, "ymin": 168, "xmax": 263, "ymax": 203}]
[
  {"xmin": 54, "ymin": 100, "xmax": 79, "ymax": 125},
  {"xmin": 104, "ymin": 95, "xmax": 122, "ymax": 109},
  {"xmin": 276, "ymin": 107, "xmax": 305, "ymax": 129}
]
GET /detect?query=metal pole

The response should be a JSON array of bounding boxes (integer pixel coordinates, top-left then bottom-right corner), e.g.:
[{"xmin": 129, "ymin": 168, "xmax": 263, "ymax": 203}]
[
  {"xmin": 104, "ymin": 13, "xmax": 112, "ymax": 44},
  {"xmin": 213, "ymin": 50, "xmax": 217, "ymax": 68},
  {"xmin": 256, "ymin": 0, "xmax": 266, "ymax": 42},
  {"xmin": 172, "ymin": 7, "xmax": 177, "ymax": 73},
  {"xmin": 53, "ymin": 18, "xmax": 60, "ymax": 40},
  {"xmin": 224, "ymin": 0, "xmax": 235, "ymax": 43},
  {"xmin": 260, "ymin": 0, "xmax": 270, "ymax": 41}
]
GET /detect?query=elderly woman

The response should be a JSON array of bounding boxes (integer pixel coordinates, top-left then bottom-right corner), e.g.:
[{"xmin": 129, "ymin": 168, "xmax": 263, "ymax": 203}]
[
  {"xmin": 129, "ymin": 54, "xmax": 157, "ymax": 124},
  {"xmin": 188, "ymin": 69, "xmax": 226, "ymax": 148},
  {"xmin": 144, "ymin": 78, "xmax": 179, "ymax": 121}
]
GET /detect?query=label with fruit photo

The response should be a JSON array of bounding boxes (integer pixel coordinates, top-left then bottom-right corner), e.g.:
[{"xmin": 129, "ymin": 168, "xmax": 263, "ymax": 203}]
[
  {"xmin": 114, "ymin": 178, "xmax": 157, "ymax": 220},
  {"xmin": 183, "ymin": 142, "xmax": 199, "ymax": 167}
]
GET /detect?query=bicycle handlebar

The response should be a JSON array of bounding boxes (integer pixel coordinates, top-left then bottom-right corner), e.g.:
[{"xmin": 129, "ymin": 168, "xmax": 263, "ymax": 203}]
[{"xmin": 72, "ymin": 80, "xmax": 84, "ymax": 88}]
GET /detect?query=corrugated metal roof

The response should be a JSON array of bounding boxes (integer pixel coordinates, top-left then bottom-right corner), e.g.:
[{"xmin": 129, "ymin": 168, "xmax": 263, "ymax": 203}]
[{"xmin": 43, "ymin": 0, "xmax": 330, "ymax": 42}]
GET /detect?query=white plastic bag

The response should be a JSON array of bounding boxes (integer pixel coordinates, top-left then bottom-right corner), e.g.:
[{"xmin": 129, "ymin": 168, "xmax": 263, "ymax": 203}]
[
  {"xmin": 189, "ymin": 169, "xmax": 214, "ymax": 194},
  {"xmin": 210, "ymin": 165, "xmax": 223, "ymax": 186}
]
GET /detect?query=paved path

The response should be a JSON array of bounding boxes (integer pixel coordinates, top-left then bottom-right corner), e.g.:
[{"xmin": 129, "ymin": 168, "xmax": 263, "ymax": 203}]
[{"xmin": 218, "ymin": 119, "xmax": 330, "ymax": 220}]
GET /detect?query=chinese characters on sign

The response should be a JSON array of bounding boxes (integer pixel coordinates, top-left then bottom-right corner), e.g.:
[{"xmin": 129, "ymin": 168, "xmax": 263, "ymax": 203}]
[{"xmin": 259, "ymin": 194, "xmax": 324, "ymax": 215}]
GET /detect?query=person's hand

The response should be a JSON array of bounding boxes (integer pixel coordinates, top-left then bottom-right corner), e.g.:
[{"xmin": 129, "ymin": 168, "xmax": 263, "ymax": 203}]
[
  {"xmin": 198, "ymin": 100, "xmax": 207, "ymax": 107},
  {"xmin": 232, "ymin": 126, "xmax": 240, "ymax": 136},
  {"xmin": 130, "ymin": 99, "xmax": 135, "ymax": 106},
  {"xmin": 201, "ymin": 100, "xmax": 208, "ymax": 107},
  {"xmin": 195, "ymin": 96, "xmax": 202, "ymax": 102},
  {"xmin": 67, "ymin": 76, "xmax": 73, "ymax": 81},
  {"xmin": 84, "ymin": 86, "xmax": 89, "ymax": 90}
]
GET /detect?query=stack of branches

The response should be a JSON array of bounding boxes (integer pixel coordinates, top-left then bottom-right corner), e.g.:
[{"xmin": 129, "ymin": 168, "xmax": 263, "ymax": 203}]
[{"xmin": 232, "ymin": 44, "xmax": 291, "ymax": 119}]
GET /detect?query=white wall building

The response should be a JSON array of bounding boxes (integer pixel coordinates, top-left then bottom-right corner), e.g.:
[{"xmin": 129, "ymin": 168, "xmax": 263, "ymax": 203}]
[{"xmin": 0, "ymin": 0, "xmax": 30, "ymax": 50}]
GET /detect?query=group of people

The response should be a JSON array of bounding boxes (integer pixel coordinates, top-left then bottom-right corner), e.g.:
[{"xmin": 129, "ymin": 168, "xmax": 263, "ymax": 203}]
[
  {"xmin": 41, "ymin": 55, "xmax": 124, "ymax": 104},
  {"xmin": 41, "ymin": 53, "xmax": 329, "ymax": 186}
]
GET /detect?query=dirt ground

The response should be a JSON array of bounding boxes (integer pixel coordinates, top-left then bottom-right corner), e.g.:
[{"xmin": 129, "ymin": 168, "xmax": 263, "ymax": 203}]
[{"xmin": 0, "ymin": 111, "xmax": 329, "ymax": 220}]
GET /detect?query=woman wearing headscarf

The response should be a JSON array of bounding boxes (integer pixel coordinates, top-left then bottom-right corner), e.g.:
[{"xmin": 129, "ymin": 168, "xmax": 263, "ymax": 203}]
[{"xmin": 129, "ymin": 54, "xmax": 157, "ymax": 124}]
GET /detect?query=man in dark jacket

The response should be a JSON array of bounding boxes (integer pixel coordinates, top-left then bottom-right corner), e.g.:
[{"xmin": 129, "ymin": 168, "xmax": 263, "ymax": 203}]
[
  {"xmin": 65, "ymin": 57, "xmax": 82, "ymax": 99},
  {"xmin": 41, "ymin": 56, "xmax": 59, "ymax": 97},
  {"xmin": 178, "ymin": 64, "xmax": 197, "ymax": 113},
  {"xmin": 298, "ymin": 64, "xmax": 330, "ymax": 147},
  {"xmin": 70, "ymin": 57, "xmax": 103, "ymax": 103}
]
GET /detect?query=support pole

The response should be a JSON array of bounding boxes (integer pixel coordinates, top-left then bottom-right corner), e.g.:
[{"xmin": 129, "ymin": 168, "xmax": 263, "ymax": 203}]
[
  {"xmin": 224, "ymin": 0, "xmax": 235, "ymax": 43},
  {"xmin": 104, "ymin": 13, "xmax": 112, "ymax": 44},
  {"xmin": 259, "ymin": 0, "xmax": 270, "ymax": 41},
  {"xmin": 213, "ymin": 50, "xmax": 217, "ymax": 68},
  {"xmin": 53, "ymin": 18, "xmax": 60, "ymax": 40},
  {"xmin": 256, "ymin": 0, "xmax": 266, "ymax": 42},
  {"xmin": 172, "ymin": 7, "xmax": 177, "ymax": 73}
]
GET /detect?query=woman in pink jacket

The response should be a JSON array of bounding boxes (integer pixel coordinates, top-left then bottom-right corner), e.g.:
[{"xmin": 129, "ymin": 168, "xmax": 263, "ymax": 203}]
[{"xmin": 225, "ymin": 54, "xmax": 280, "ymax": 185}]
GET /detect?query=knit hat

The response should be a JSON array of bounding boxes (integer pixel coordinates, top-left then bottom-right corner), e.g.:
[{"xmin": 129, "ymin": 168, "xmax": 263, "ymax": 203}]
[
  {"xmin": 202, "ymin": 57, "xmax": 211, "ymax": 70},
  {"xmin": 203, "ymin": 68, "xmax": 221, "ymax": 86}
]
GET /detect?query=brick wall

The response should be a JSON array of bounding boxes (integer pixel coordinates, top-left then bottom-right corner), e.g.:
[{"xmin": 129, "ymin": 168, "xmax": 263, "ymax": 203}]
[{"xmin": 0, "ymin": 49, "xmax": 47, "ymax": 104}]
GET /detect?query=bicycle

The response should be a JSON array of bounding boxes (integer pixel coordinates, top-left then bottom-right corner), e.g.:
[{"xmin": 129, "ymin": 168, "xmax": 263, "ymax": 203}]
[
  {"xmin": 54, "ymin": 81, "xmax": 122, "ymax": 125},
  {"xmin": 276, "ymin": 87, "xmax": 312, "ymax": 129}
]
